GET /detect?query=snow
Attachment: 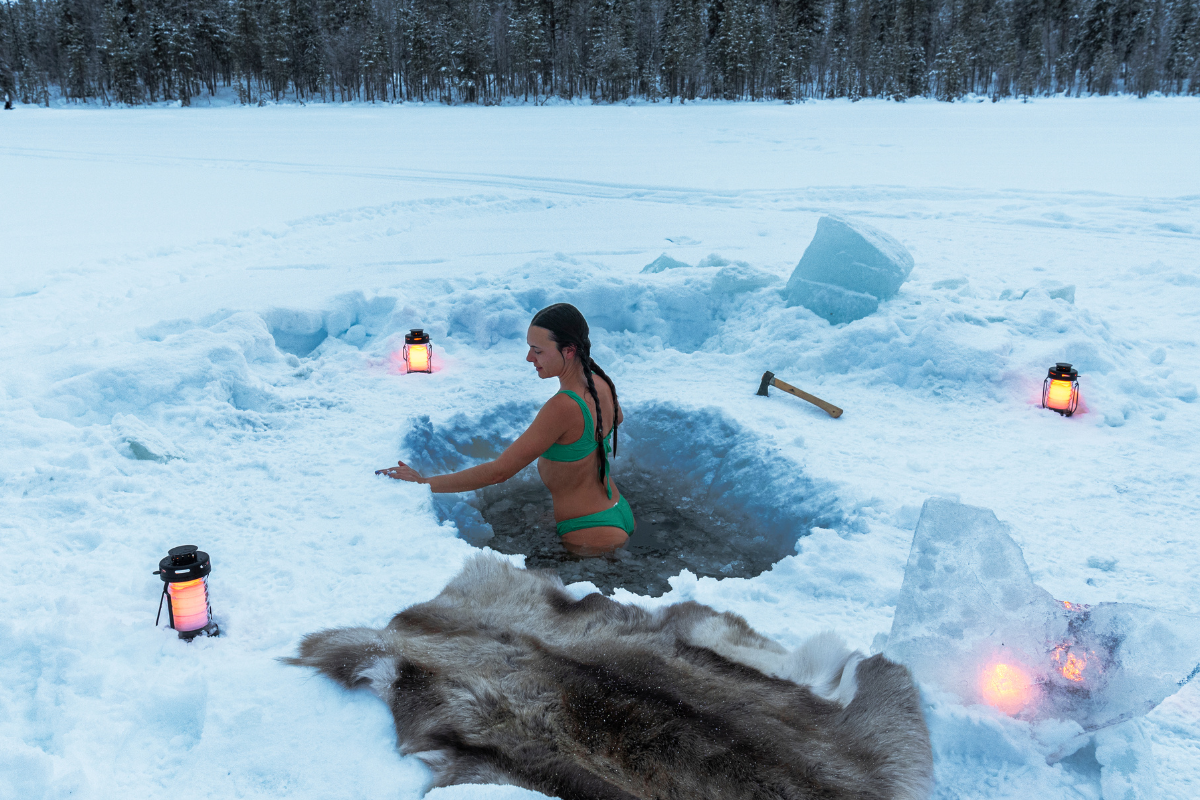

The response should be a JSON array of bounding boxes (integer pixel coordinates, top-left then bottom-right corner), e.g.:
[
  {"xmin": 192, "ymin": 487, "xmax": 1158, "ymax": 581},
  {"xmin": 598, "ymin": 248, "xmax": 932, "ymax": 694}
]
[{"xmin": 2, "ymin": 97, "xmax": 1199, "ymax": 800}]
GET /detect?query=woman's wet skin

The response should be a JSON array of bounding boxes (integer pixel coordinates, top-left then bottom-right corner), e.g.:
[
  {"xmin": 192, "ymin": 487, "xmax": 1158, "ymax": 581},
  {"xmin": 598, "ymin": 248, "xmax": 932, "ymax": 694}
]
[
  {"xmin": 528, "ymin": 325, "xmax": 629, "ymax": 553},
  {"xmin": 380, "ymin": 323, "xmax": 631, "ymax": 555}
]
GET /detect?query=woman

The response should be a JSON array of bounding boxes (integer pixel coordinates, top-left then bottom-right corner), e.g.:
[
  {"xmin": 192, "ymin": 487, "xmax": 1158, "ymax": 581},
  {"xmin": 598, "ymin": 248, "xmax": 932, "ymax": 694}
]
[{"xmin": 380, "ymin": 303, "xmax": 634, "ymax": 555}]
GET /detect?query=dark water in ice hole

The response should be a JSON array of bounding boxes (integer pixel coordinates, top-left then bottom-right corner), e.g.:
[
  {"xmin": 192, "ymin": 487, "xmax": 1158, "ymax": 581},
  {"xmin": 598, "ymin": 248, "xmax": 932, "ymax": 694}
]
[{"xmin": 475, "ymin": 467, "xmax": 786, "ymax": 597}]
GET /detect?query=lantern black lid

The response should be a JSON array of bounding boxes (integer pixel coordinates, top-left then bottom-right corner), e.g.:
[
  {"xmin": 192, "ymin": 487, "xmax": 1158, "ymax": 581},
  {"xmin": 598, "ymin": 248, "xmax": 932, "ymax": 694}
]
[
  {"xmin": 405, "ymin": 329, "xmax": 430, "ymax": 345},
  {"xmin": 1048, "ymin": 362, "xmax": 1079, "ymax": 381},
  {"xmin": 155, "ymin": 545, "xmax": 212, "ymax": 582}
]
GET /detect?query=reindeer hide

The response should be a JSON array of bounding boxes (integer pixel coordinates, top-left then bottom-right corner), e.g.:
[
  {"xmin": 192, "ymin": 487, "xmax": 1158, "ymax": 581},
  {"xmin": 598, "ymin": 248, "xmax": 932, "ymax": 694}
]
[{"xmin": 285, "ymin": 554, "xmax": 932, "ymax": 800}]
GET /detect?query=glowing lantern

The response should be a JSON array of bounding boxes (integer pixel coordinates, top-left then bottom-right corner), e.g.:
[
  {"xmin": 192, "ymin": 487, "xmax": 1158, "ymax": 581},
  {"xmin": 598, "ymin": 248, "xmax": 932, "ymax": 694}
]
[
  {"xmin": 403, "ymin": 329, "xmax": 432, "ymax": 374},
  {"xmin": 1051, "ymin": 642, "xmax": 1095, "ymax": 684},
  {"xmin": 1042, "ymin": 362, "xmax": 1080, "ymax": 416},
  {"xmin": 980, "ymin": 662, "xmax": 1035, "ymax": 715},
  {"xmin": 154, "ymin": 545, "xmax": 219, "ymax": 640},
  {"xmin": 1058, "ymin": 651, "xmax": 1086, "ymax": 682}
]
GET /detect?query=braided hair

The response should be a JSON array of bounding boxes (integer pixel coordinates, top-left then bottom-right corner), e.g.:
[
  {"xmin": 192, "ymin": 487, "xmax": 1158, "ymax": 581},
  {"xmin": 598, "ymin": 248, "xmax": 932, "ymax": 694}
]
[{"xmin": 530, "ymin": 303, "xmax": 620, "ymax": 488}]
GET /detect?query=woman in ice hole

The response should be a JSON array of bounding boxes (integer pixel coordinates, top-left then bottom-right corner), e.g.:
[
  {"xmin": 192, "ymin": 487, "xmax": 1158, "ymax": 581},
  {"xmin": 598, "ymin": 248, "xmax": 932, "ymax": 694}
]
[{"xmin": 380, "ymin": 303, "xmax": 634, "ymax": 556}]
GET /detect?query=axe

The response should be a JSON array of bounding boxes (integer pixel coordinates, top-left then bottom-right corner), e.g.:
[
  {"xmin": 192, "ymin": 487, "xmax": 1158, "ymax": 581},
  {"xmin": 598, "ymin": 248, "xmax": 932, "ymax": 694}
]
[{"xmin": 756, "ymin": 371, "xmax": 843, "ymax": 418}]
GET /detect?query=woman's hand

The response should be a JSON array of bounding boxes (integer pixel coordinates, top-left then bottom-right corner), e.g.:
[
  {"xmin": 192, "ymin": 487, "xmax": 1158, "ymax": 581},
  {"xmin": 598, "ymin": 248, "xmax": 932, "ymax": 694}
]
[
  {"xmin": 375, "ymin": 460, "xmax": 425, "ymax": 483},
  {"xmin": 373, "ymin": 402, "xmax": 566, "ymax": 492}
]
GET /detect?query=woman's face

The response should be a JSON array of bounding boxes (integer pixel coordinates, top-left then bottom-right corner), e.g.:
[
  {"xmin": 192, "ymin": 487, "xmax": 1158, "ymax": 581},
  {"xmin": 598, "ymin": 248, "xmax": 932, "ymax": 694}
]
[{"xmin": 527, "ymin": 326, "xmax": 574, "ymax": 379}]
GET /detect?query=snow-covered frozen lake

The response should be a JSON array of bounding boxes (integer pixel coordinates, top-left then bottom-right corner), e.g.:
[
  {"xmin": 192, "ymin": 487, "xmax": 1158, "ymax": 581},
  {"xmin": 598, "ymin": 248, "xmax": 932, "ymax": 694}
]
[{"xmin": 2, "ymin": 98, "xmax": 1198, "ymax": 799}]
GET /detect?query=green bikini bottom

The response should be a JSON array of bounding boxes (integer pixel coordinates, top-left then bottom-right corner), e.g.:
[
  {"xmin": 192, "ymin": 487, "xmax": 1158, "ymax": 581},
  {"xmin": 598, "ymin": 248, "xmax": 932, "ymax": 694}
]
[{"xmin": 556, "ymin": 495, "xmax": 635, "ymax": 537}]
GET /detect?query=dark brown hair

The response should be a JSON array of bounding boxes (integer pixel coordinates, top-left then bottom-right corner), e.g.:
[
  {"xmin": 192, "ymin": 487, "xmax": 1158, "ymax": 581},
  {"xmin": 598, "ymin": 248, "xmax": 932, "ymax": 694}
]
[{"xmin": 530, "ymin": 303, "xmax": 620, "ymax": 487}]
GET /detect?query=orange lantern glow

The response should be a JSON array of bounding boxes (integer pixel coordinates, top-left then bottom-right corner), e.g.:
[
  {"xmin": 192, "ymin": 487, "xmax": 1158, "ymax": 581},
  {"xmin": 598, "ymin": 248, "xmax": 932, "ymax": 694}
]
[
  {"xmin": 403, "ymin": 329, "xmax": 433, "ymax": 374},
  {"xmin": 980, "ymin": 662, "xmax": 1035, "ymax": 715},
  {"xmin": 155, "ymin": 545, "xmax": 219, "ymax": 640},
  {"xmin": 1042, "ymin": 362, "xmax": 1080, "ymax": 416},
  {"xmin": 1051, "ymin": 642, "xmax": 1095, "ymax": 683}
]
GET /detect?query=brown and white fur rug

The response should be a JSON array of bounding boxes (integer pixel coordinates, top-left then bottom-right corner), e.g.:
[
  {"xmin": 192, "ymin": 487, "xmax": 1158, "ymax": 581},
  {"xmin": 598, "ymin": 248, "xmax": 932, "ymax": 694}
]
[{"xmin": 285, "ymin": 553, "xmax": 932, "ymax": 800}]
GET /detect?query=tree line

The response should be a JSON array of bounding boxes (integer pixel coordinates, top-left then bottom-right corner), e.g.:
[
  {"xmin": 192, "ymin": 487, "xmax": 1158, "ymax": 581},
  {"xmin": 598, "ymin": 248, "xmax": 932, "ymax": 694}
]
[{"xmin": 1, "ymin": 0, "xmax": 1197, "ymax": 106}]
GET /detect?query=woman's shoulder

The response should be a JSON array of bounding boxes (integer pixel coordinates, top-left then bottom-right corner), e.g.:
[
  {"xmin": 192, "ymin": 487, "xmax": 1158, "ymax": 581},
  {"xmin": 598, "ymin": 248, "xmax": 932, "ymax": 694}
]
[
  {"xmin": 541, "ymin": 390, "xmax": 584, "ymax": 417},
  {"xmin": 543, "ymin": 388, "xmax": 598, "ymax": 420},
  {"xmin": 547, "ymin": 388, "xmax": 584, "ymax": 405}
]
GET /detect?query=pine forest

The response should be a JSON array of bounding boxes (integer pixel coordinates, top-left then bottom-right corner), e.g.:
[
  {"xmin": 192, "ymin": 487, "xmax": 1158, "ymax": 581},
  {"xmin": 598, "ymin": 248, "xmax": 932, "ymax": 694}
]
[{"xmin": 1, "ymin": 0, "xmax": 1197, "ymax": 106}]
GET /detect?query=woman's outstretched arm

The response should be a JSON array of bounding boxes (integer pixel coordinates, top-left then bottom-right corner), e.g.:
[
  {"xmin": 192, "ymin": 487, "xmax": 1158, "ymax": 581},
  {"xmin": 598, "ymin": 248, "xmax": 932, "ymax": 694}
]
[{"xmin": 378, "ymin": 396, "xmax": 574, "ymax": 493}]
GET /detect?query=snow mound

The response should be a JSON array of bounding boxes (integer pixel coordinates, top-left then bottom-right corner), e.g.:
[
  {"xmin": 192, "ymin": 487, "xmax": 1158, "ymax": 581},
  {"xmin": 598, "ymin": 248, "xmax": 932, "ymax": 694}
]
[
  {"xmin": 696, "ymin": 253, "xmax": 749, "ymax": 268},
  {"xmin": 886, "ymin": 498, "xmax": 1200, "ymax": 733},
  {"xmin": 35, "ymin": 312, "xmax": 281, "ymax": 426},
  {"xmin": 263, "ymin": 292, "xmax": 398, "ymax": 356},
  {"xmin": 441, "ymin": 256, "xmax": 759, "ymax": 353},
  {"xmin": 711, "ymin": 263, "xmax": 781, "ymax": 295},
  {"xmin": 785, "ymin": 216, "xmax": 914, "ymax": 324}
]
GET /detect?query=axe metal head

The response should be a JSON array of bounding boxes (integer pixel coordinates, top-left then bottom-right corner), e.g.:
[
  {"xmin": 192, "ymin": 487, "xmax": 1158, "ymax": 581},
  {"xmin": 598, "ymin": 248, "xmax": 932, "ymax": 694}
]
[{"xmin": 756, "ymin": 371, "xmax": 775, "ymax": 396}]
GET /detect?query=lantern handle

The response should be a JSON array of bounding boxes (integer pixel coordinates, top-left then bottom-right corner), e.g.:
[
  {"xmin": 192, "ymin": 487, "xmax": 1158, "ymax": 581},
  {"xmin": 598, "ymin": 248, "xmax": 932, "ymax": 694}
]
[{"xmin": 155, "ymin": 581, "xmax": 169, "ymax": 626}]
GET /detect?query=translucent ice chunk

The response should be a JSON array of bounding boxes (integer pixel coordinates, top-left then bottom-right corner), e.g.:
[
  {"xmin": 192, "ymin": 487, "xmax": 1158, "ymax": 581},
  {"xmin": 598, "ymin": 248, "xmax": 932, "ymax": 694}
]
[
  {"xmin": 886, "ymin": 498, "xmax": 1200, "ymax": 733},
  {"xmin": 786, "ymin": 278, "xmax": 879, "ymax": 325},
  {"xmin": 785, "ymin": 215, "xmax": 914, "ymax": 323},
  {"xmin": 641, "ymin": 254, "xmax": 692, "ymax": 273},
  {"xmin": 711, "ymin": 264, "xmax": 780, "ymax": 296}
]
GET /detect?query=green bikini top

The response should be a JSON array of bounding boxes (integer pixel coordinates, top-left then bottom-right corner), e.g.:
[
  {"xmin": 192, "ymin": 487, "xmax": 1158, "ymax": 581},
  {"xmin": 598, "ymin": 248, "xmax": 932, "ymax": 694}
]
[{"xmin": 541, "ymin": 390, "xmax": 613, "ymax": 498}]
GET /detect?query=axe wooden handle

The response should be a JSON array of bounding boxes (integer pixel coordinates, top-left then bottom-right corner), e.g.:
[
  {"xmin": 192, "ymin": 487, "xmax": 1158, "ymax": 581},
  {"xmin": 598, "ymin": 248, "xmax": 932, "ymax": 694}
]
[{"xmin": 771, "ymin": 378, "xmax": 843, "ymax": 418}]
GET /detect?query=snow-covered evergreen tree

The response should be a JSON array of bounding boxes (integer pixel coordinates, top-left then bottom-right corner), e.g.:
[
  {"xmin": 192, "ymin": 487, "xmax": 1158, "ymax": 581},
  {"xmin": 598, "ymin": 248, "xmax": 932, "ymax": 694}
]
[
  {"xmin": 231, "ymin": 0, "xmax": 263, "ymax": 101},
  {"xmin": 99, "ymin": 0, "xmax": 138, "ymax": 103},
  {"xmin": 2, "ymin": 0, "xmax": 1197, "ymax": 103}
]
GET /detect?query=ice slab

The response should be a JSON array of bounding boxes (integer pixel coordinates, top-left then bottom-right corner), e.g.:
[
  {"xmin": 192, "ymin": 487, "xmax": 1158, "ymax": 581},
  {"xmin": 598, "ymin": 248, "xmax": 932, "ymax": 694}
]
[
  {"xmin": 786, "ymin": 278, "xmax": 879, "ymax": 325},
  {"xmin": 886, "ymin": 498, "xmax": 1200, "ymax": 733},
  {"xmin": 785, "ymin": 215, "xmax": 913, "ymax": 323},
  {"xmin": 641, "ymin": 253, "xmax": 692, "ymax": 273},
  {"xmin": 1041, "ymin": 280, "xmax": 1077, "ymax": 304}
]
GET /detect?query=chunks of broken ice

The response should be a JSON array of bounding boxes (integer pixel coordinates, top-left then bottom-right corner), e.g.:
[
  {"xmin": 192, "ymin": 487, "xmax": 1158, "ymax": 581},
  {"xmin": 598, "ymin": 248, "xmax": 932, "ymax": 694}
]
[
  {"xmin": 711, "ymin": 264, "xmax": 781, "ymax": 295},
  {"xmin": 785, "ymin": 215, "xmax": 913, "ymax": 324},
  {"xmin": 642, "ymin": 252, "xmax": 759, "ymax": 275},
  {"xmin": 641, "ymin": 253, "xmax": 692, "ymax": 273},
  {"xmin": 112, "ymin": 414, "xmax": 183, "ymax": 462},
  {"xmin": 886, "ymin": 498, "xmax": 1200, "ymax": 733},
  {"xmin": 1040, "ymin": 280, "xmax": 1076, "ymax": 304},
  {"xmin": 696, "ymin": 253, "xmax": 748, "ymax": 268},
  {"xmin": 999, "ymin": 280, "xmax": 1076, "ymax": 304}
]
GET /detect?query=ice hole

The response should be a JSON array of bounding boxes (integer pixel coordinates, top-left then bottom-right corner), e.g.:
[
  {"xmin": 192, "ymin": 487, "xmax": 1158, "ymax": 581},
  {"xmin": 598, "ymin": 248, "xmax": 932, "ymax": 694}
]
[{"xmin": 405, "ymin": 404, "xmax": 847, "ymax": 596}]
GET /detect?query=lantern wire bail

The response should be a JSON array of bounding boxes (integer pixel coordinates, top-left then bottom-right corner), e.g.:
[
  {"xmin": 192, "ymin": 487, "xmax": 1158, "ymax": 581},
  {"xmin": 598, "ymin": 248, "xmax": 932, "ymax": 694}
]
[{"xmin": 155, "ymin": 583, "xmax": 169, "ymax": 626}]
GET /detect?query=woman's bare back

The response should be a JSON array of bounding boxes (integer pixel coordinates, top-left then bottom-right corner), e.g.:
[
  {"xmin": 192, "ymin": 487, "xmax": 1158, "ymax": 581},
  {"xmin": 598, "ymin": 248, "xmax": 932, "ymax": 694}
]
[
  {"xmin": 537, "ymin": 378, "xmax": 628, "ymax": 553},
  {"xmin": 537, "ymin": 379, "xmax": 620, "ymax": 510}
]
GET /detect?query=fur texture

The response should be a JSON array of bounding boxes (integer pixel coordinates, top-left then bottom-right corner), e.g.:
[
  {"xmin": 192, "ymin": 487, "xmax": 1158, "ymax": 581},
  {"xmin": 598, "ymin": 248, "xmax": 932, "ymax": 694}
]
[{"xmin": 285, "ymin": 554, "xmax": 932, "ymax": 800}]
